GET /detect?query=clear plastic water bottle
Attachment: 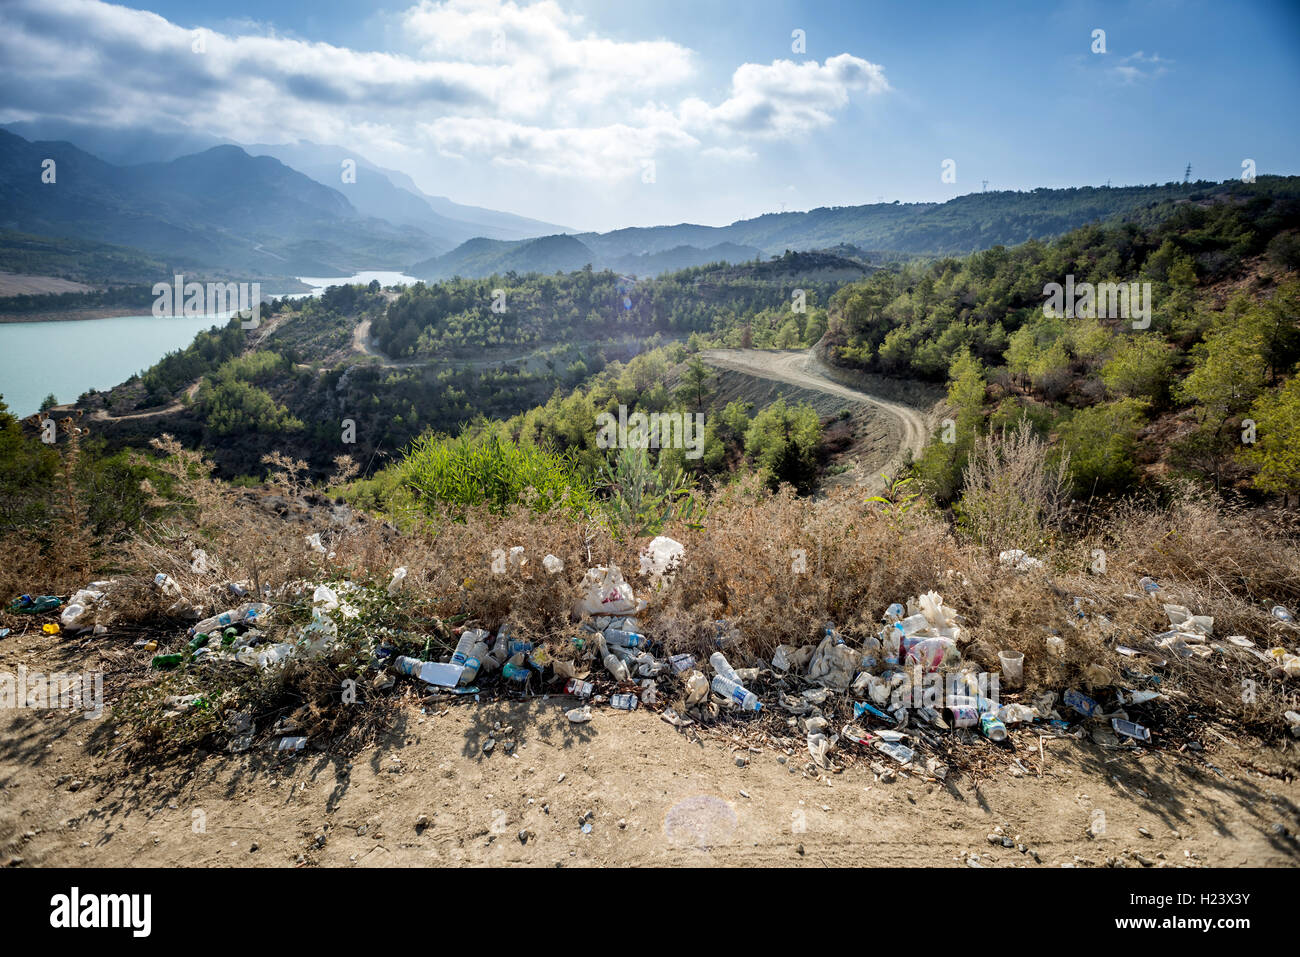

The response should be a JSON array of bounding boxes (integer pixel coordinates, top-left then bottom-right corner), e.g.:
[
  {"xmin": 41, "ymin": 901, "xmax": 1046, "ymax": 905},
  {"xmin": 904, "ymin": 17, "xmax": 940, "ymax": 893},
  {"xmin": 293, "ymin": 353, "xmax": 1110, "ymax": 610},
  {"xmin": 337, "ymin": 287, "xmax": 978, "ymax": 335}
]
[
  {"xmin": 603, "ymin": 653, "xmax": 630, "ymax": 682},
  {"xmin": 604, "ymin": 628, "xmax": 646, "ymax": 649},
  {"xmin": 895, "ymin": 613, "xmax": 930, "ymax": 637},
  {"xmin": 884, "ymin": 603, "xmax": 905, "ymax": 622},
  {"xmin": 711, "ymin": 675, "xmax": 761, "ymax": 711},
  {"xmin": 451, "ymin": 630, "xmax": 477, "ymax": 669},
  {"xmin": 709, "ymin": 651, "xmax": 740, "ymax": 683},
  {"xmin": 392, "ymin": 655, "xmax": 424, "ymax": 676}
]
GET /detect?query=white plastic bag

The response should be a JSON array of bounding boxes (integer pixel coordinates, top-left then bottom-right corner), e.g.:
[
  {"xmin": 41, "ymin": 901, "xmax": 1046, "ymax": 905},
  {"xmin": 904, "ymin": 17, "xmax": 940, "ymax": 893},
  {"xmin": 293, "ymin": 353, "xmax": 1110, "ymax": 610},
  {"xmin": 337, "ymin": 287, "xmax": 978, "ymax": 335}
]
[
  {"xmin": 575, "ymin": 565, "xmax": 642, "ymax": 617},
  {"xmin": 639, "ymin": 536, "xmax": 684, "ymax": 584},
  {"xmin": 387, "ymin": 567, "xmax": 407, "ymax": 596},
  {"xmin": 807, "ymin": 635, "xmax": 858, "ymax": 690}
]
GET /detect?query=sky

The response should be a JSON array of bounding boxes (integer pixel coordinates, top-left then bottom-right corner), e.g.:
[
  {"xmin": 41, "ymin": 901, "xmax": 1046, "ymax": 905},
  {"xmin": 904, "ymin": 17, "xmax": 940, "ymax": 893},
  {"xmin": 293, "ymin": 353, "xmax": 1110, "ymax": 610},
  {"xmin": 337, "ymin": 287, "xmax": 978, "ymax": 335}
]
[{"xmin": 2, "ymin": 0, "xmax": 1298, "ymax": 232}]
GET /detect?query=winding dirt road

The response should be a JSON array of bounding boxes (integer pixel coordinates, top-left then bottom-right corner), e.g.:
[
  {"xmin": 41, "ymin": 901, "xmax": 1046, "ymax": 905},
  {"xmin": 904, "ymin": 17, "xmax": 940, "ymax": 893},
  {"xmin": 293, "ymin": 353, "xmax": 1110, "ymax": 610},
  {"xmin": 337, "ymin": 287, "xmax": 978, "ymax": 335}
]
[{"xmin": 701, "ymin": 348, "xmax": 931, "ymax": 477}]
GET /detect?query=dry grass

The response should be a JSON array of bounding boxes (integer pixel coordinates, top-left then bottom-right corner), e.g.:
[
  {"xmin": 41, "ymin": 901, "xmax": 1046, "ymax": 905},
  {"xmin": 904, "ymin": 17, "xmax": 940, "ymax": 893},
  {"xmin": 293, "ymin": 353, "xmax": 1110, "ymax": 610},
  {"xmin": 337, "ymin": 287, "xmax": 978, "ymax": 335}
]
[{"xmin": 6, "ymin": 437, "xmax": 1298, "ymax": 757}]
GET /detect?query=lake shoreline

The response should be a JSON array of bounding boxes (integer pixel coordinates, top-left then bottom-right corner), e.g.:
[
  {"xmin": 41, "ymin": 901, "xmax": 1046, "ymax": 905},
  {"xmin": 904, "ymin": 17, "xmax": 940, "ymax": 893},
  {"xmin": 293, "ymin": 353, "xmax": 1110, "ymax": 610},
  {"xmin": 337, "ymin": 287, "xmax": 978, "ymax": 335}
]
[{"xmin": 0, "ymin": 306, "xmax": 158, "ymax": 323}]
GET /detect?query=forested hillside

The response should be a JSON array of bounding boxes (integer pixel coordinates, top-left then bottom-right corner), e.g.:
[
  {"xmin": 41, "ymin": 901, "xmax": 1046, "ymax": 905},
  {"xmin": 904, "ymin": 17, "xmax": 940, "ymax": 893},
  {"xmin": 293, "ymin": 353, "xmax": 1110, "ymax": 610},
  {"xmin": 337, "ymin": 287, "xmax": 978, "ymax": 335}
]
[{"xmin": 820, "ymin": 177, "xmax": 1300, "ymax": 502}]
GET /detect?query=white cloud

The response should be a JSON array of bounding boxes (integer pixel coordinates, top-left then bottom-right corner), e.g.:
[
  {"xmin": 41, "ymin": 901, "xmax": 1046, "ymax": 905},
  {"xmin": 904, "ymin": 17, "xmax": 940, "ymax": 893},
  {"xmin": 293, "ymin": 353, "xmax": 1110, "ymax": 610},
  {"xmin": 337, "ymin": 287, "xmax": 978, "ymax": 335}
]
[
  {"xmin": 680, "ymin": 54, "xmax": 889, "ymax": 139},
  {"xmin": 421, "ymin": 115, "xmax": 698, "ymax": 179},
  {"xmin": 1111, "ymin": 50, "xmax": 1172, "ymax": 84},
  {"xmin": 0, "ymin": 0, "xmax": 889, "ymax": 181}
]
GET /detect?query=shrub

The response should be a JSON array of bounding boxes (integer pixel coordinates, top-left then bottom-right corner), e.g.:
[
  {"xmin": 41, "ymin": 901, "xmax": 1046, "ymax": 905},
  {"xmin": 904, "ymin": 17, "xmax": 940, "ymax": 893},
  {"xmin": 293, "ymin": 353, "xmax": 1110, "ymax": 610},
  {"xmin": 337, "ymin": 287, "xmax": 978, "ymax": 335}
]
[{"xmin": 401, "ymin": 429, "xmax": 594, "ymax": 516}]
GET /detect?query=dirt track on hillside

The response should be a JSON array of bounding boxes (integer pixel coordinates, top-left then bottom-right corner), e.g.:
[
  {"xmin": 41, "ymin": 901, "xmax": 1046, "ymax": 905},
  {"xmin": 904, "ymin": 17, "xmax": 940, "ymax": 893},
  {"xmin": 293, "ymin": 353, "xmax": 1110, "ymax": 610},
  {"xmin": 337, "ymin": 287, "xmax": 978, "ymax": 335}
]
[{"xmin": 702, "ymin": 348, "xmax": 932, "ymax": 482}]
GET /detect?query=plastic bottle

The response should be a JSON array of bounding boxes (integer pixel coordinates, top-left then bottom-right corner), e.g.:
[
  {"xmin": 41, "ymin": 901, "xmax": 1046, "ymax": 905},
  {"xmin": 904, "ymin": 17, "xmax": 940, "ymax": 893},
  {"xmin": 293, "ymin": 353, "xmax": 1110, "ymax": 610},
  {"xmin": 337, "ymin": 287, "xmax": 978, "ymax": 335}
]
[
  {"xmin": 464, "ymin": 638, "xmax": 493, "ymax": 680},
  {"xmin": 450, "ymin": 630, "xmax": 477, "ymax": 668},
  {"xmin": 709, "ymin": 651, "xmax": 740, "ymax": 683},
  {"xmin": 152, "ymin": 572, "xmax": 181, "ymax": 597},
  {"xmin": 151, "ymin": 653, "xmax": 183, "ymax": 670},
  {"xmin": 603, "ymin": 653, "xmax": 630, "ymax": 682},
  {"xmin": 884, "ymin": 603, "xmax": 905, "ymax": 622},
  {"xmin": 668, "ymin": 653, "xmax": 696, "ymax": 674},
  {"xmin": 392, "ymin": 655, "xmax": 424, "ymax": 677},
  {"xmin": 448, "ymin": 630, "xmax": 486, "ymax": 684},
  {"xmin": 895, "ymin": 613, "xmax": 930, "ymax": 637},
  {"xmin": 192, "ymin": 602, "xmax": 270, "ymax": 636},
  {"xmin": 608, "ymin": 644, "xmax": 639, "ymax": 665},
  {"xmin": 711, "ymin": 675, "xmax": 761, "ymax": 711},
  {"xmin": 604, "ymin": 628, "xmax": 647, "ymax": 649}
]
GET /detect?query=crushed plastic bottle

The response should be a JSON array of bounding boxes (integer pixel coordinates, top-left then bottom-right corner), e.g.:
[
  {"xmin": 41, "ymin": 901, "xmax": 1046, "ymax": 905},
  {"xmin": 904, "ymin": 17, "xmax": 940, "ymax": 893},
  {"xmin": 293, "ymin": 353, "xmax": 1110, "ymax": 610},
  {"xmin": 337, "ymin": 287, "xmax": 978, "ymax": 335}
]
[
  {"xmin": 711, "ymin": 674, "xmax": 761, "ymax": 711},
  {"xmin": 192, "ymin": 603, "xmax": 270, "ymax": 637}
]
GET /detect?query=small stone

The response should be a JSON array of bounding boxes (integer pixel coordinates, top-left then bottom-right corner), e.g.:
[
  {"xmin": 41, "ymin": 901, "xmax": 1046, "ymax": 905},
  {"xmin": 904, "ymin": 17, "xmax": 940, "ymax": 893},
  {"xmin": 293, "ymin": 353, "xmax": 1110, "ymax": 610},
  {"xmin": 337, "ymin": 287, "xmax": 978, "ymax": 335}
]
[
  {"xmin": 249, "ymin": 842, "xmax": 259, "ymax": 852},
  {"xmin": 617, "ymin": 819, "xmax": 627, "ymax": 829},
  {"xmin": 415, "ymin": 814, "xmax": 429, "ymax": 832},
  {"xmin": 518, "ymin": 829, "xmax": 529, "ymax": 845},
  {"xmin": 67, "ymin": 780, "xmax": 84, "ymax": 792},
  {"xmin": 795, "ymin": 844, "xmax": 805, "ymax": 856},
  {"xmin": 735, "ymin": 755, "xmax": 748, "ymax": 768},
  {"xmin": 1138, "ymin": 827, "xmax": 1152, "ymax": 838},
  {"xmin": 482, "ymin": 739, "xmax": 495, "ymax": 754}
]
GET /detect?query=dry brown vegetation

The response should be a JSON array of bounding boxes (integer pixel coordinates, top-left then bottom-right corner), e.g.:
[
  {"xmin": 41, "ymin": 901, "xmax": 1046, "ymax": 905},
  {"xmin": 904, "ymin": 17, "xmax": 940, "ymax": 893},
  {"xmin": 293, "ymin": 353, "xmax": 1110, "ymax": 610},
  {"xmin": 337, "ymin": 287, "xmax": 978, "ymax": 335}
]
[{"xmin": 3, "ymin": 434, "xmax": 1298, "ymax": 762}]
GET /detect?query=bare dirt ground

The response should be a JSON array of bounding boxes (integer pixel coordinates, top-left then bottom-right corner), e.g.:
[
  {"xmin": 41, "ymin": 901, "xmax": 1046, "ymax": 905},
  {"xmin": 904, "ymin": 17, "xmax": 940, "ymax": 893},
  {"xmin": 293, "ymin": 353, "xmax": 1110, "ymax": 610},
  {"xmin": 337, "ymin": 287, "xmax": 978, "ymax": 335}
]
[
  {"xmin": 0, "ymin": 272, "xmax": 95, "ymax": 298},
  {"xmin": 2, "ymin": 624, "xmax": 1297, "ymax": 868},
  {"xmin": 703, "ymin": 348, "xmax": 936, "ymax": 489}
]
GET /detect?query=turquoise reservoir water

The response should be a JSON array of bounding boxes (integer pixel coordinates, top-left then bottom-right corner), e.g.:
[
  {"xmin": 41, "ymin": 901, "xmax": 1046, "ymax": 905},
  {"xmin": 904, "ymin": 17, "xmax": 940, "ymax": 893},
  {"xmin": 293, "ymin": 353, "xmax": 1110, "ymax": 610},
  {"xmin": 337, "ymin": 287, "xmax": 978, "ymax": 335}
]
[
  {"xmin": 0, "ymin": 313, "xmax": 230, "ymax": 418},
  {"xmin": 0, "ymin": 271, "xmax": 421, "ymax": 418}
]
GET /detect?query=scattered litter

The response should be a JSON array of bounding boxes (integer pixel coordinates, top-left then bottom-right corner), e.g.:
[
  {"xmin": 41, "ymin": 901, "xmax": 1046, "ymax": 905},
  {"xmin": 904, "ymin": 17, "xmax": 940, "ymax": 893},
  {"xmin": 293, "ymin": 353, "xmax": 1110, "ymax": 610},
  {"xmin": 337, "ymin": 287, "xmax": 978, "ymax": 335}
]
[{"xmin": 999, "ymin": 549, "xmax": 1044, "ymax": 572}]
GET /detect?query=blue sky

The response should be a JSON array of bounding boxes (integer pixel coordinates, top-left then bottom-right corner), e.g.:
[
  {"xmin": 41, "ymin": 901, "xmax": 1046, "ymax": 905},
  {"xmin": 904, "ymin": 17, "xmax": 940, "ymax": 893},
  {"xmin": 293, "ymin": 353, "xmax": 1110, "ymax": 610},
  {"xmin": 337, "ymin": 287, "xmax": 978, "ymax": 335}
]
[{"xmin": 2, "ymin": 0, "xmax": 1297, "ymax": 231}]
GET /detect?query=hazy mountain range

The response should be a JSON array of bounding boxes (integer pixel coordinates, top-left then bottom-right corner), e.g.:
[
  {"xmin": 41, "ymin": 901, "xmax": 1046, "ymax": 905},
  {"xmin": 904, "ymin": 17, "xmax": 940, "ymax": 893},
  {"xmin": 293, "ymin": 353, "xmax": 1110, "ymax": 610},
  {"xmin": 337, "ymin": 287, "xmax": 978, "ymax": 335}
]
[{"xmin": 1, "ymin": 122, "xmax": 1223, "ymax": 285}]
